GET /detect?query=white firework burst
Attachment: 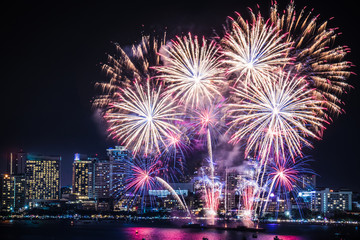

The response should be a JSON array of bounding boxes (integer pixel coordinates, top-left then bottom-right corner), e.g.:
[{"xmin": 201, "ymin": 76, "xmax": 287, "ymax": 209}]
[
  {"xmin": 105, "ymin": 80, "xmax": 183, "ymax": 155},
  {"xmin": 156, "ymin": 33, "xmax": 225, "ymax": 108},
  {"xmin": 227, "ymin": 70, "xmax": 326, "ymax": 161}
]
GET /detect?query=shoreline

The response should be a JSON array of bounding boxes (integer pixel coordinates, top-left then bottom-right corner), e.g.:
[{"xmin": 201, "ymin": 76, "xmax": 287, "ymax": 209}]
[{"xmin": 1, "ymin": 216, "xmax": 359, "ymax": 226}]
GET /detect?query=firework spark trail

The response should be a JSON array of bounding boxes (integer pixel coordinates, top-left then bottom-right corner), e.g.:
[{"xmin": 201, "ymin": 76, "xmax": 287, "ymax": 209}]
[
  {"xmin": 124, "ymin": 157, "xmax": 189, "ymax": 212},
  {"xmin": 207, "ymin": 129, "xmax": 216, "ymax": 222},
  {"xmin": 190, "ymin": 99, "xmax": 227, "ymax": 146},
  {"xmin": 161, "ymin": 127, "xmax": 191, "ymax": 170},
  {"xmin": 124, "ymin": 157, "xmax": 160, "ymax": 210},
  {"xmin": 261, "ymin": 156, "xmax": 315, "ymax": 215},
  {"xmin": 227, "ymin": 70, "xmax": 326, "ymax": 162},
  {"xmin": 221, "ymin": 11, "xmax": 292, "ymax": 87},
  {"xmin": 270, "ymin": 1, "xmax": 352, "ymax": 117},
  {"xmin": 156, "ymin": 33, "xmax": 225, "ymax": 108},
  {"xmin": 105, "ymin": 80, "xmax": 183, "ymax": 156},
  {"xmin": 242, "ymin": 185, "xmax": 255, "ymax": 226},
  {"xmin": 198, "ymin": 164, "xmax": 222, "ymax": 223},
  {"xmin": 94, "ymin": 35, "xmax": 165, "ymax": 108},
  {"xmin": 155, "ymin": 176, "xmax": 187, "ymax": 211}
]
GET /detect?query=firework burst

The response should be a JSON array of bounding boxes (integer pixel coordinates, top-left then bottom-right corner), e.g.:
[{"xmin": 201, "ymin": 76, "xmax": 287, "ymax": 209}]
[
  {"xmin": 270, "ymin": 2, "xmax": 352, "ymax": 117},
  {"xmin": 189, "ymin": 98, "xmax": 227, "ymax": 147},
  {"xmin": 221, "ymin": 11, "xmax": 292, "ymax": 87},
  {"xmin": 196, "ymin": 166, "xmax": 223, "ymax": 218},
  {"xmin": 162, "ymin": 128, "xmax": 191, "ymax": 164},
  {"xmin": 123, "ymin": 156, "xmax": 160, "ymax": 210},
  {"xmin": 94, "ymin": 35, "xmax": 165, "ymax": 108},
  {"xmin": 227, "ymin": 70, "xmax": 326, "ymax": 161},
  {"xmin": 261, "ymin": 155, "xmax": 315, "ymax": 214},
  {"xmin": 156, "ymin": 33, "xmax": 225, "ymax": 108},
  {"xmin": 105, "ymin": 80, "xmax": 183, "ymax": 156}
]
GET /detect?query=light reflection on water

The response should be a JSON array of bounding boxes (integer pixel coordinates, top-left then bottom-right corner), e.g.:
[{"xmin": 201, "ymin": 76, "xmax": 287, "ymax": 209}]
[
  {"xmin": 1, "ymin": 220, "xmax": 359, "ymax": 240},
  {"xmin": 123, "ymin": 227, "xmax": 305, "ymax": 240}
]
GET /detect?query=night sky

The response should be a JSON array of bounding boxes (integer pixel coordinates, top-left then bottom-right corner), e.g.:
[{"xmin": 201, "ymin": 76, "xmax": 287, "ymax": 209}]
[{"xmin": 1, "ymin": 0, "xmax": 359, "ymax": 190}]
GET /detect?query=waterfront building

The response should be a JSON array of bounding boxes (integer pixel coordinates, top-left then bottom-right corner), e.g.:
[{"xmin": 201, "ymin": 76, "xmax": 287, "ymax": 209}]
[
  {"xmin": 148, "ymin": 182, "xmax": 194, "ymax": 210},
  {"xmin": 0, "ymin": 174, "xmax": 26, "ymax": 212},
  {"xmin": 106, "ymin": 146, "xmax": 131, "ymax": 199},
  {"xmin": 265, "ymin": 196, "xmax": 289, "ymax": 213},
  {"xmin": 0, "ymin": 174, "xmax": 12, "ymax": 212},
  {"xmin": 25, "ymin": 154, "xmax": 61, "ymax": 207},
  {"xmin": 224, "ymin": 170, "xmax": 239, "ymax": 215},
  {"xmin": 299, "ymin": 188, "xmax": 352, "ymax": 213},
  {"xmin": 72, "ymin": 153, "xmax": 96, "ymax": 199},
  {"xmin": 94, "ymin": 146, "xmax": 131, "ymax": 201},
  {"xmin": 94, "ymin": 159, "xmax": 111, "ymax": 199}
]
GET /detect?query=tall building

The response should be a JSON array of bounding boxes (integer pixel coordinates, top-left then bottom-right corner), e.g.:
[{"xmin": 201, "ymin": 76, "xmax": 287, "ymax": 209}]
[
  {"xmin": 0, "ymin": 174, "xmax": 26, "ymax": 212},
  {"xmin": 25, "ymin": 154, "xmax": 61, "ymax": 206},
  {"xmin": 224, "ymin": 170, "xmax": 239, "ymax": 214},
  {"xmin": 95, "ymin": 146, "xmax": 131, "ymax": 199},
  {"xmin": 0, "ymin": 174, "xmax": 12, "ymax": 212},
  {"xmin": 107, "ymin": 146, "xmax": 131, "ymax": 199},
  {"xmin": 8, "ymin": 150, "xmax": 27, "ymax": 175},
  {"xmin": 94, "ymin": 159, "xmax": 111, "ymax": 199},
  {"xmin": 299, "ymin": 188, "xmax": 352, "ymax": 213},
  {"xmin": 72, "ymin": 153, "xmax": 96, "ymax": 199}
]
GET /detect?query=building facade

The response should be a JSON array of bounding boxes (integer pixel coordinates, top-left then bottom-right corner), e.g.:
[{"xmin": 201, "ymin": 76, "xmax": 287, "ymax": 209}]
[
  {"xmin": 299, "ymin": 188, "xmax": 352, "ymax": 213},
  {"xmin": 0, "ymin": 174, "xmax": 26, "ymax": 212},
  {"xmin": 94, "ymin": 146, "xmax": 131, "ymax": 200},
  {"xmin": 94, "ymin": 159, "xmax": 111, "ymax": 199},
  {"xmin": 26, "ymin": 154, "xmax": 61, "ymax": 206},
  {"xmin": 72, "ymin": 153, "xmax": 95, "ymax": 199}
]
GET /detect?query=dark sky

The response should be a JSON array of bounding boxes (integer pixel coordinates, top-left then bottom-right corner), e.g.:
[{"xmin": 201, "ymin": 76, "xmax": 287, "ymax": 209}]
[{"xmin": 1, "ymin": 0, "xmax": 359, "ymax": 190}]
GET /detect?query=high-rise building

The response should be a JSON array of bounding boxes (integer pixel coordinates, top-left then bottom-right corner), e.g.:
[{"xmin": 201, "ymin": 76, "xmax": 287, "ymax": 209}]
[
  {"xmin": 224, "ymin": 170, "xmax": 239, "ymax": 214},
  {"xmin": 0, "ymin": 174, "xmax": 12, "ymax": 212},
  {"xmin": 299, "ymin": 188, "xmax": 352, "ymax": 213},
  {"xmin": 72, "ymin": 153, "xmax": 96, "ymax": 199},
  {"xmin": 107, "ymin": 146, "xmax": 131, "ymax": 199},
  {"xmin": 0, "ymin": 174, "xmax": 26, "ymax": 212},
  {"xmin": 94, "ymin": 146, "xmax": 131, "ymax": 200},
  {"xmin": 8, "ymin": 150, "xmax": 27, "ymax": 175},
  {"xmin": 94, "ymin": 159, "xmax": 111, "ymax": 199},
  {"xmin": 25, "ymin": 154, "xmax": 61, "ymax": 206}
]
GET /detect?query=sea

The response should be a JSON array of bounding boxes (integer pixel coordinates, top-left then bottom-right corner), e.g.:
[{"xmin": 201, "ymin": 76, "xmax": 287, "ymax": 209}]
[{"xmin": 0, "ymin": 219, "xmax": 359, "ymax": 240}]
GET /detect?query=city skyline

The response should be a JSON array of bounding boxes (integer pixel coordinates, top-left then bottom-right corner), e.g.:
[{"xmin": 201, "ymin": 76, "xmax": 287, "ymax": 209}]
[
  {"xmin": 1, "ymin": 146, "xmax": 355, "ymax": 217},
  {"xmin": 1, "ymin": 0, "xmax": 360, "ymax": 194}
]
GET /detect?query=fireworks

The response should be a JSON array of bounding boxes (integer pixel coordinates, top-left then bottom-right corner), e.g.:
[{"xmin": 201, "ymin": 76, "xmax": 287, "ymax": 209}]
[
  {"xmin": 270, "ymin": 2, "xmax": 352, "ymax": 117},
  {"xmin": 221, "ymin": 11, "xmax": 292, "ymax": 87},
  {"xmin": 267, "ymin": 156, "xmax": 314, "ymax": 193},
  {"xmin": 227, "ymin": 71, "xmax": 326, "ymax": 161},
  {"xmin": 105, "ymin": 80, "xmax": 183, "ymax": 156},
  {"xmin": 123, "ymin": 156, "xmax": 160, "ymax": 209},
  {"xmin": 189, "ymin": 98, "xmax": 227, "ymax": 147},
  {"xmin": 196, "ymin": 166, "xmax": 223, "ymax": 221},
  {"xmin": 156, "ymin": 33, "xmax": 225, "ymax": 108},
  {"xmin": 261, "ymin": 156, "xmax": 315, "ymax": 213},
  {"xmin": 156, "ymin": 176, "xmax": 187, "ymax": 211},
  {"xmin": 125, "ymin": 157, "xmax": 159, "ymax": 195},
  {"xmin": 94, "ymin": 35, "xmax": 165, "ymax": 108},
  {"xmin": 93, "ymin": 1, "xmax": 353, "ymax": 222},
  {"xmin": 124, "ymin": 157, "xmax": 188, "ymax": 211}
]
